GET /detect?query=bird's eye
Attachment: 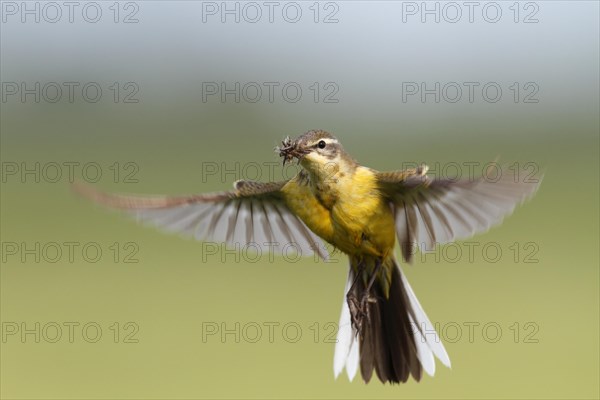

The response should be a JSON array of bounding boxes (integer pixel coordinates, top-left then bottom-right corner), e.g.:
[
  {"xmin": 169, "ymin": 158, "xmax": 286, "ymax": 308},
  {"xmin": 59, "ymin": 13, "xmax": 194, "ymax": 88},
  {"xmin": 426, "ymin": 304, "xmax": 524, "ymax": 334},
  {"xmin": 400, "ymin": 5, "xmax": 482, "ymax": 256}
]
[{"xmin": 318, "ymin": 140, "xmax": 326, "ymax": 149}]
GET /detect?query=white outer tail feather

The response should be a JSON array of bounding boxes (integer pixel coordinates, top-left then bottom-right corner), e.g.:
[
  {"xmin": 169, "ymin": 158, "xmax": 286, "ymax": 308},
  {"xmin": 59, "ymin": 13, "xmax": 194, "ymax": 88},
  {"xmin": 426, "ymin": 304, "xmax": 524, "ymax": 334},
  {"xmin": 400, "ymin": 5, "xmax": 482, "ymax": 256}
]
[
  {"xmin": 333, "ymin": 268, "xmax": 359, "ymax": 380},
  {"xmin": 400, "ymin": 267, "xmax": 452, "ymax": 369},
  {"xmin": 333, "ymin": 264, "xmax": 450, "ymax": 381}
]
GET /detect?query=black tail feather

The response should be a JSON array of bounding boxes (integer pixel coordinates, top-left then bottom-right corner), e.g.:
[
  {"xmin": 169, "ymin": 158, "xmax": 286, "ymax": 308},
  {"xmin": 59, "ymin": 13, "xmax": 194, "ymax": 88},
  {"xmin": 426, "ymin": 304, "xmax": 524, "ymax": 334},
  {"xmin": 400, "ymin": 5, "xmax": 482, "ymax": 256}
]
[{"xmin": 351, "ymin": 258, "xmax": 422, "ymax": 384}]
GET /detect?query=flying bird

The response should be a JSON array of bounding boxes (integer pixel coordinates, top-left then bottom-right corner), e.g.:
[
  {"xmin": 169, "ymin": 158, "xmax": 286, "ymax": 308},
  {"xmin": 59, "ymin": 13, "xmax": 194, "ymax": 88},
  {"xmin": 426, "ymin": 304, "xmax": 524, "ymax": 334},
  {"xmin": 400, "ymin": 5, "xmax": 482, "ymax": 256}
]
[{"xmin": 73, "ymin": 130, "xmax": 541, "ymax": 384}]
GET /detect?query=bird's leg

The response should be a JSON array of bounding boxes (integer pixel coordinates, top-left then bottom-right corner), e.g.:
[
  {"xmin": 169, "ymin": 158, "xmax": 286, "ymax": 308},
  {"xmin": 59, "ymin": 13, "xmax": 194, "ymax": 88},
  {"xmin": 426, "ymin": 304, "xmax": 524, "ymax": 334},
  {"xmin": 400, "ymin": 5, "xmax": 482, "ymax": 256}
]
[
  {"xmin": 346, "ymin": 259, "xmax": 367, "ymax": 334},
  {"xmin": 347, "ymin": 258, "xmax": 384, "ymax": 336},
  {"xmin": 359, "ymin": 258, "xmax": 383, "ymax": 315}
]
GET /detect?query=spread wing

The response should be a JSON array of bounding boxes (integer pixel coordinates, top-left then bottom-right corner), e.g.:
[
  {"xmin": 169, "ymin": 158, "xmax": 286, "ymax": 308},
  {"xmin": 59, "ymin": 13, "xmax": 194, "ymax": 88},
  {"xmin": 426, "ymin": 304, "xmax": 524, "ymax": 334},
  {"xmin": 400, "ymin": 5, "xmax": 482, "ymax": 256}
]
[
  {"xmin": 73, "ymin": 180, "xmax": 329, "ymax": 260},
  {"xmin": 377, "ymin": 166, "xmax": 541, "ymax": 263}
]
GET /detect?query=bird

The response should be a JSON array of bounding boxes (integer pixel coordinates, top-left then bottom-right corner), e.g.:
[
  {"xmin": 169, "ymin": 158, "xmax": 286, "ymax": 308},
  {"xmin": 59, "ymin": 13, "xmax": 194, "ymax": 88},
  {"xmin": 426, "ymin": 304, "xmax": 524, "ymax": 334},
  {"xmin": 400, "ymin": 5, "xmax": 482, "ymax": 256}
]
[{"xmin": 72, "ymin": 129, "xmax": 541, "ymax": 384}]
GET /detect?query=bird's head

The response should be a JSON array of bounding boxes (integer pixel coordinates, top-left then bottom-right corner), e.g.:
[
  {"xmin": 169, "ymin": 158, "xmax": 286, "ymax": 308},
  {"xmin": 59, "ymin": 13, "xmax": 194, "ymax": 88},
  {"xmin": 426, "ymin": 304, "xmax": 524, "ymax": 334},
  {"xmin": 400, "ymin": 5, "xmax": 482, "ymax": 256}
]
[{"xmin": 276, "ymin": 130, "xmax": 354, "ymax": 176}]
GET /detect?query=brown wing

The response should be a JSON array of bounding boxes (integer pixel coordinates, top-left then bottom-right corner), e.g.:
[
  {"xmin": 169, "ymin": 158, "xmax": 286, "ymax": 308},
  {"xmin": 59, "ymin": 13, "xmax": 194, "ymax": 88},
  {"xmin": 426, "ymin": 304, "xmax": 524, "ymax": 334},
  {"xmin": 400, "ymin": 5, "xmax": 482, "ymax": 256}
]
[
  {"xmin": 72, "ymin": 180, "xmax": 329, "ymax": 260},
  {"xmin": 377, "ymin": 166, "xmax": 542, "ymax": 263}
]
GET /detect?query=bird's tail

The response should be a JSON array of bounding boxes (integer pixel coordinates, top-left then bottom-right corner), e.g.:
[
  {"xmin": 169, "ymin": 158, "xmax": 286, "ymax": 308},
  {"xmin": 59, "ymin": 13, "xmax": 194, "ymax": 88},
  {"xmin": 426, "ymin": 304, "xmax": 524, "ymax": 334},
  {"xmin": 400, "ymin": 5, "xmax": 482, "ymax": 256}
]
[{"xmin": 333, "ymin": 257, "xmax": 451, "ymax": 383}]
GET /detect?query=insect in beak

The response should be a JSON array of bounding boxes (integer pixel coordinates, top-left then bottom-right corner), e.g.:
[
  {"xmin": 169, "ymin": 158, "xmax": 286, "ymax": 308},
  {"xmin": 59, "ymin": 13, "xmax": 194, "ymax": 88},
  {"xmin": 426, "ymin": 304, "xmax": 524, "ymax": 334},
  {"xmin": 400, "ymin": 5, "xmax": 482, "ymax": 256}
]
[{"xmin": 275, "ymin": 136, "xmax": 308, "ymax": 165}]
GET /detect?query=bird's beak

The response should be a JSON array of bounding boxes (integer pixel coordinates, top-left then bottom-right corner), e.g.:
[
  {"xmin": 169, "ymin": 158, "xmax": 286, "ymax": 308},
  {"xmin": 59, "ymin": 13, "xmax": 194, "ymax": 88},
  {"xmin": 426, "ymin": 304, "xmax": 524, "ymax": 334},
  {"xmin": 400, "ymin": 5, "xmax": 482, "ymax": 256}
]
[{"xmin": 276, "ymin": 137, "xmax": 309, "ymax": 165}]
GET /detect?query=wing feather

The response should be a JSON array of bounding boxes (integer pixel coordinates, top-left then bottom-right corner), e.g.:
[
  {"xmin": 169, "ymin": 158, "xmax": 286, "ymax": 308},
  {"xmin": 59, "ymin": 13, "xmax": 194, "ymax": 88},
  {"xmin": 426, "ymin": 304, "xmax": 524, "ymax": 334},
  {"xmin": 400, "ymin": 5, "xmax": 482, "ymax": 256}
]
[
  {"xmin": 245, "ymin": 200, "xmax": 255, "ymax": 245},
  {"xmin": 378, "ymin": 166, "xmax": 541, "ymax": 263},
  {"xmin": 72, "ymin": 180, "xmax": 329, "ymax": 260},
  {"xmin": 225, "ymin": 200, "xmax": 241, "ymax": 243},
  {"xmin": 413, "ymin": 199, "xmax": 437, "ymax": 252},
  {"xmin": 256, "ymin": 200, "xmax": 276, "ymax": 248},
  {"xmin": 208, "ymin": 201, "xmax": 234, "ymax": 243}
]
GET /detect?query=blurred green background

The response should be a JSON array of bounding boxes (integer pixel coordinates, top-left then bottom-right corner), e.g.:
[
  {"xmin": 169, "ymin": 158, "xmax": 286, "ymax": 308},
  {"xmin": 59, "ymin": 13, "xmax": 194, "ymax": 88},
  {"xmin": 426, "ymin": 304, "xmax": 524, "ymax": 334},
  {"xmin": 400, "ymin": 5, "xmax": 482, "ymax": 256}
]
[{"xmin": 1, "ymin": 1, "xmax": 598, "ymax": 399}]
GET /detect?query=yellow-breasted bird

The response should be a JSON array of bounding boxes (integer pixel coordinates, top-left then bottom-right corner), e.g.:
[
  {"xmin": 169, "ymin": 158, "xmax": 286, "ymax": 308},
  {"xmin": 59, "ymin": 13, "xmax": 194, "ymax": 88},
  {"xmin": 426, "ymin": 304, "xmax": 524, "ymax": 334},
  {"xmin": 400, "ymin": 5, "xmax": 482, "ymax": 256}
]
[{"xmin": 73, "ymin": 130, "xmax": 541, "ymax": 384}]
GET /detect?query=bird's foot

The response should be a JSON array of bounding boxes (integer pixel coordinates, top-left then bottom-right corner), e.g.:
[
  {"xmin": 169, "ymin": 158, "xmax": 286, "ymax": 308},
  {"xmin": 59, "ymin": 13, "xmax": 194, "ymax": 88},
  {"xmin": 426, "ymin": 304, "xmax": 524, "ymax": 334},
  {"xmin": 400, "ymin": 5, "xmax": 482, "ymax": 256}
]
[{"xmin": 347, "ymin": 291, "xmax": 376, "ymax": 335}]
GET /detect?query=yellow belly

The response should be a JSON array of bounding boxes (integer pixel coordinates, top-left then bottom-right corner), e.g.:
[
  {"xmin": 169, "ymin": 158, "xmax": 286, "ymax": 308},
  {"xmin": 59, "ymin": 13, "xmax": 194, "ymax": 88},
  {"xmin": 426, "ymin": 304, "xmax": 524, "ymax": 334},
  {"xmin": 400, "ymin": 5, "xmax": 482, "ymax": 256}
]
[
  {"xmin": 282, "ymin": 167, "xmax": 396, "ymax": 258},
  {"xmin": 331, "ymin": 200, "xmax": 396, "ymax": 257}
]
